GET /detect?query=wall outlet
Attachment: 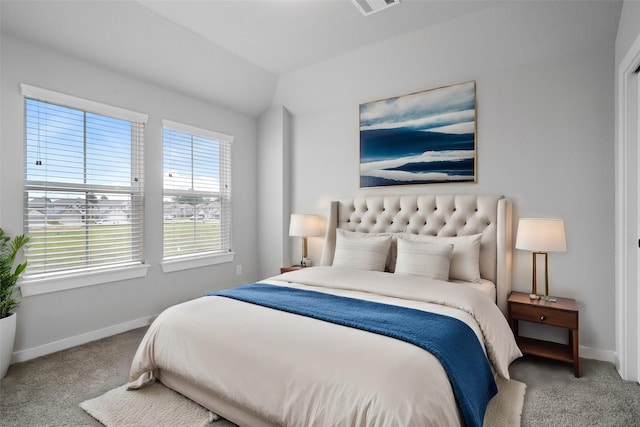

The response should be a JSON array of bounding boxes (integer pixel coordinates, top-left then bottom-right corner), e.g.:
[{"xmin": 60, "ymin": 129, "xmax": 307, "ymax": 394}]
[{"xmin": 236, "ymin": 265, "xmax": 242, "ymax": 275}]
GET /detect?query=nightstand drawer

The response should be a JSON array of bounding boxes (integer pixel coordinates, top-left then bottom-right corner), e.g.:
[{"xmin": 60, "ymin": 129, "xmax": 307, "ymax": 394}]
[{"xmin": 510, "ymin": 303, "xmax": 578, "ymax": 329}]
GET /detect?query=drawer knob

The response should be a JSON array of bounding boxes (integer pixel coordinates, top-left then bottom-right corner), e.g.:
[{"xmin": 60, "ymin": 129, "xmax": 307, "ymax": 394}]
[{"xmin": 540, "ymin": 315, "xmax": 546, "ymax": 321}]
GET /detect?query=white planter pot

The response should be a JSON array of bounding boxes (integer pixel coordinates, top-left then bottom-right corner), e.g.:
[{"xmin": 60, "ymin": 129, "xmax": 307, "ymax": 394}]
[{"xmin": 1, "ymin": 312, "xmax": 17, "ymax": 378}]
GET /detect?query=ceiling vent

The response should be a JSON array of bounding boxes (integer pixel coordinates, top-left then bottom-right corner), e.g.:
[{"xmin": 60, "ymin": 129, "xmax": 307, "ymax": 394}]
[{"xmin": 350, "ymin": 0, "xmax": 400, "ymax": 16}]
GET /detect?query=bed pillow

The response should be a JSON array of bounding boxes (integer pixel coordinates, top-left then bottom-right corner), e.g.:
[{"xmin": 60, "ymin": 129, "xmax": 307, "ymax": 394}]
[
  {"xmin": 394, "ymin": 238, "xmax": 453, "ymax": 281},
  {"xmin": 332, "ymin": 229, "xmax": 392, "ymax": 272},
  {"xmin": 405, "ymin": 233, "xmax": 482, "ymax": 283},
  {"xmin": 334, "ymin": 230, "xmax": 397, "ymax": 272}
]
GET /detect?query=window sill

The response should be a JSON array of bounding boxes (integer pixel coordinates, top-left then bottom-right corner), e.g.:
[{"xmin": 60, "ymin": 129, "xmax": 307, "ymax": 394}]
[
  {"xmin": 161, "ymin": 252, "xmax": 234, "ymax": 273},
  {"xmin": 20, "ymin": 264, "xmax": 150, "ymax": 297}
]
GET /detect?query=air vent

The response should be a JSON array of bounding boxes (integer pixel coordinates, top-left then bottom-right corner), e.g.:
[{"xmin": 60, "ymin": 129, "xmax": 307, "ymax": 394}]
[{"xmin": 351, "ymin": 0, "xmax": 400, "ymax": 16}]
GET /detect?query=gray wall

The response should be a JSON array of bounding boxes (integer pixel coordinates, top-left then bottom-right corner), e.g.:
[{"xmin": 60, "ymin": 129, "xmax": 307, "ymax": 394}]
[
  {"xmin": 257, "ymin": 106, "xmax": 292, "ymax": 279},
  {"xmin": 267, "ymin": 1, "xmax": 620, "ymax": 359},
  {"xmin": 1, "ymin": 37, "xmax": 260, "ymax": 358},
  {"xmin": 616, "ymin": 1, "xmax": 640, "ymax": 64}
]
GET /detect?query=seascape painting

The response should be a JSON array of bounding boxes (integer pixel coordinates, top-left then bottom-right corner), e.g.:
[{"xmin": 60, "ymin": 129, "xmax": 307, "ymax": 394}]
[{"xmin": 359, "ymin": 81, "xmax": 476, "ymax": 187}]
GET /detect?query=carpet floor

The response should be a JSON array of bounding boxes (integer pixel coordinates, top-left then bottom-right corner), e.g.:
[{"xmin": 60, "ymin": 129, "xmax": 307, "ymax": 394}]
[
  {"xmin": 1, "ymin": 327, "xmax": 639, "ymax": 426},
  {"xmin": 510, "ymin": 355, "xmax": 640, "ymax": 426}
]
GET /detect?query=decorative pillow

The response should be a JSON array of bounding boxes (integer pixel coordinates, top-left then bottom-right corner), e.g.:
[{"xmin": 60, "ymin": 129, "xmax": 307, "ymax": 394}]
[
  {"xmin": 394, "ymin": 238, "xmax": 453, "ymax": 281},
  {"xmin": 332, "ymin": 229, "xmax": 392, "ymax": 272},
  {"xmin": 405, "ymin": 233, "xmax": 482, "ymax": 282},
  {"xmin": 334, "ymin": 230, "xmax": 397, "ymax": 272}
]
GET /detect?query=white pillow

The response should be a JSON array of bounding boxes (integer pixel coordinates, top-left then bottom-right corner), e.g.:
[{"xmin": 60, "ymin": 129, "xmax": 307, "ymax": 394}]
[
  {"xmin": 332, "ymin": 229, "xmax": 392, "ymax": 272},
  {"xmin": 334, "ymin": 230, "xmax": 397, "ymax": 272},
  {"xmin": 405, "ymin": 233, "xmax": 482, "ymax": 282},
  {"xmin": 394, "ymin": 238, "xmax": 453, "ymax": 281}
]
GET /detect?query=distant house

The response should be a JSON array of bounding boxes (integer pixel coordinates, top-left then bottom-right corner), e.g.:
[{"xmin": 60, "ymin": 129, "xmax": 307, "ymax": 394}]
[
  {"xmin": 164, "ymin": 203, "xmax": 195, "ymax": 220},
  {"xmin": 26, "ymin": 197, "xmax": 132, "ymax": 226},
  {"xmin": 27, "ymin": 209, "xmax": 46, "ymax": 227},
  {"xmin": 93, "ymin": 199, "xmax": 131, "ymax": 224}
]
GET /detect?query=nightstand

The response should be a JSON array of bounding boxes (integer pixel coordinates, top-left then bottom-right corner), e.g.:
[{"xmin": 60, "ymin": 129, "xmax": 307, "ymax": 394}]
[
  {"xmin": 508, "ymin": 291, "xmax": 580, "ymax": 377},
  {"xmin": 280, "ymin": 265, "xmax": 305, "ymax": 274}
]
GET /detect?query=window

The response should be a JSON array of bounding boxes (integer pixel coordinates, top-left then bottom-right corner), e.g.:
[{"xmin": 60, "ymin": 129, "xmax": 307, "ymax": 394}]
[
  {"xmin": 21, "ymin": 84, "xmax": 147, "ymax": 294},
  {"xmin": 162, "ymin": 120, "xmax": 233, "ymax": 270}
]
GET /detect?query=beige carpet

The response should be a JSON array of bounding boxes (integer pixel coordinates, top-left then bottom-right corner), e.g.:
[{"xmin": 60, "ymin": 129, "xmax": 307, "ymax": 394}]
[{"xmin": 81, "ymin": 377, "xmax": 525, "ymax": 427}]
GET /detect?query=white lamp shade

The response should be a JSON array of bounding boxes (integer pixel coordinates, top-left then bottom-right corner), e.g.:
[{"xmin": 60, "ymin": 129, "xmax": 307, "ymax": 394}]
[
  {"xmin": 289, "ymin": 214, "xmax": 324, "ymax": 237},
  {"xmin": 515, "ymin": 218, "xmax": 567, "ymax": 252}
]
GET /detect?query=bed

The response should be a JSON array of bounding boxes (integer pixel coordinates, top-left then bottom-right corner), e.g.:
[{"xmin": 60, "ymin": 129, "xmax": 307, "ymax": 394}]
[{"xmin": 129, "ymin": 194, "xmax": 521, "ymax": 427}]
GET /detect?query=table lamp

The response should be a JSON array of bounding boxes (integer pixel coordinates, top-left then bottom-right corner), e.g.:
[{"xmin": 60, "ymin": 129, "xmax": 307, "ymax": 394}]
[
  {"xmin": 515, "ymin": 218, "xmax": 567, "ymax": 301},
  {"xmin": 289, "ymin": 214, "xmax": 324, "ymax": 266}
]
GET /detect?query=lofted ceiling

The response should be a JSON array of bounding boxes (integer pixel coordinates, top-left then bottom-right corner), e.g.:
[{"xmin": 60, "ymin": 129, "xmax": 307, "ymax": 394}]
[
  {"xmin": 135, "ymin": 0, "xmax": 501, "ymax": 76},
  {"xmin": 1, "ymin": 0, "xmax": 502, "ymax": 117}
]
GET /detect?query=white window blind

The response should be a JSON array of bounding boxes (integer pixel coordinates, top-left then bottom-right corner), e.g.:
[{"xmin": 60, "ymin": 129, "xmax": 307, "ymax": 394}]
[
  {"xmin": 163, "ymin": 120, "xmax": 232, "ymax": 261},
  {"xmin": 23, "ymin": 88, "xmax": 146, "ymax": 280}
]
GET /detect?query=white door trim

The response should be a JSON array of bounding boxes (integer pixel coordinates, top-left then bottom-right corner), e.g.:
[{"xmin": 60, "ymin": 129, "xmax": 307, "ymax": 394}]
[{"xmin": 615, "ymin": 32, "xmax": 640, "ymax": 382}]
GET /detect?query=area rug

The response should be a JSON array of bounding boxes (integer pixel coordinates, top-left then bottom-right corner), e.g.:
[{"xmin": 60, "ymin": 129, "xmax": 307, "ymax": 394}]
[
  {"xmin": 485, "ymin": 376, "xmax": 527, "ymax": 426},
  {"xmin": 81, "ymin": 377, "xmax": 526, "ymax": 427},
  {"xmin": 80, "ymin": 381, "xmax": 229, "ymax": 427}
]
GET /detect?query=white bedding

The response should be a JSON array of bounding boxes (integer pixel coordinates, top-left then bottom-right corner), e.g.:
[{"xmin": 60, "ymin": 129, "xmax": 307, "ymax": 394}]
[
  {"xmin": 129, "ymin": 266, "xmax": 521, "ymax": 427},
  {"xmin": 452, "ymin": 278, "xmax": 496, "ymax": 302}
]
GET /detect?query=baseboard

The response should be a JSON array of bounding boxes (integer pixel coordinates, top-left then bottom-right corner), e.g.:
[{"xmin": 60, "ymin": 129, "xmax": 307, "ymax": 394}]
[
  {"xmin": 11, "ymin": 315, "xmax": 155, "ymax": 364},
  {"xmin": 580, "ymin": 344, "xmax": 616, "ymax": 364}
]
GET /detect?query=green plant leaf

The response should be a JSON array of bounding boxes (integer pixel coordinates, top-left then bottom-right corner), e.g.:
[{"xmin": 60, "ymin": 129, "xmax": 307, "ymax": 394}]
[{"xmin": 0, "ymin": 228, "xmax": 30, "ymax": 318}]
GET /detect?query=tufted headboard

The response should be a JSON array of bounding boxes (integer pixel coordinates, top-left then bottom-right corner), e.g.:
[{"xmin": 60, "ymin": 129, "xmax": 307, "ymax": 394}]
[{"xmin": 320, "ymin": 194, "xmax": 512, "ymax": 315}]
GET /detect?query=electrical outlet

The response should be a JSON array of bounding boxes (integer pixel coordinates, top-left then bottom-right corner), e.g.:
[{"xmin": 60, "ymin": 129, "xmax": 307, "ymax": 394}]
[{"xmin": 236, "ymin": 265, "xmax": 242, "ymax": 275}]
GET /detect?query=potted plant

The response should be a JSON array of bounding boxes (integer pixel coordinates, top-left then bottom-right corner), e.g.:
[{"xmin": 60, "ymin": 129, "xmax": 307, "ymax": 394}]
[{"xmin": 0, "ymin": 228, "xmax": 30, "ymax": 378}]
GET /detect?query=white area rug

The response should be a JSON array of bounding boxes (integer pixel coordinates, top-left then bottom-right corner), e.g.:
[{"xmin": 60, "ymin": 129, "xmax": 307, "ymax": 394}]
[
  {"xmin": 80, "ymin": 382, "xmax": 226, "ymax": 427},
  {"xmin": 81, "ymin": 377, "xmax": 525, "ymax": 427},
  {"xmin": 485, "ymin": 376, "xmax": 527, "ymax": 427}
]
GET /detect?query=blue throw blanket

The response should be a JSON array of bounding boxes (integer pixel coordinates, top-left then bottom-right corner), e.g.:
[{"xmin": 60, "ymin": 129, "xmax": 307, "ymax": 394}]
[{"xmin": 208, "ymin": 283, "xmax": 497, "ymax": 427}]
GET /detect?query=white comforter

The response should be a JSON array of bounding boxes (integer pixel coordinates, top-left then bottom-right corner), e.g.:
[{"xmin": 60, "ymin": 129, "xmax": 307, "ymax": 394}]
[{"xmin": 129, "ymin": 266, "xmax": 521, "ymax": 427}]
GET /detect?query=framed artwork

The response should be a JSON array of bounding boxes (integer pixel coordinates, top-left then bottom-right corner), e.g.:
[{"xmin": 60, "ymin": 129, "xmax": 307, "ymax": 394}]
[{"xmin": 359, "ymin": 81, "xmax": 476, "ymax": 187}]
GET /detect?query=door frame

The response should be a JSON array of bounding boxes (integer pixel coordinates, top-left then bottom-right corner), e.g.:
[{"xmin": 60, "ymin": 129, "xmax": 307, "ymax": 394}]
[{"xmin": 616, "ymin": 32, "xmax": 640, "ymax": 382}]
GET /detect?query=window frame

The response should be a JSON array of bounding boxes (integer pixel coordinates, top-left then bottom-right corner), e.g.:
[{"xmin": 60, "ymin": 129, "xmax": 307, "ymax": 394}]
[
  {"xmin": 160, "ymin": 119, "xmax": 234, "ymax": 273},
  {"xmin": 20, "ymin": 84, "xmax": 149, "ymax": 297}
]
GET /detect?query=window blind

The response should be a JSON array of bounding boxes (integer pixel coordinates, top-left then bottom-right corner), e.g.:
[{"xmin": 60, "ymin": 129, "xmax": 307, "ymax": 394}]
[
  {"xmin": 23, "ymin": 95, "xmax": 145, "ymax": 278},
  {"xmin": 162, "ymin": 120, "xmax": 232, "ymax": 260}
]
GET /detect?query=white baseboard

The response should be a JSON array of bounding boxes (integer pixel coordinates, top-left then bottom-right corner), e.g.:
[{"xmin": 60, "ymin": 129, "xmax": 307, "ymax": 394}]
[
  {"xmin": 580, "ymin": 344, "xmax": 616, "ymax": 364},
  {"xmin": 11, "ymin": 315, "xmax": 155, "ymax": 364}
]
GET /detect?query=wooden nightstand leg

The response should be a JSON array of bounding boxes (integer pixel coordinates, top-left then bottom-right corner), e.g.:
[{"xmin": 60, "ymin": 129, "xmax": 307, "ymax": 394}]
[
  {"xmin": 571, "ymin": 328, "xmax": 580, "ymax": 378},
  {"xmin": 510, "ymin": 318, "xmax": 519, "ymax": 337}
]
